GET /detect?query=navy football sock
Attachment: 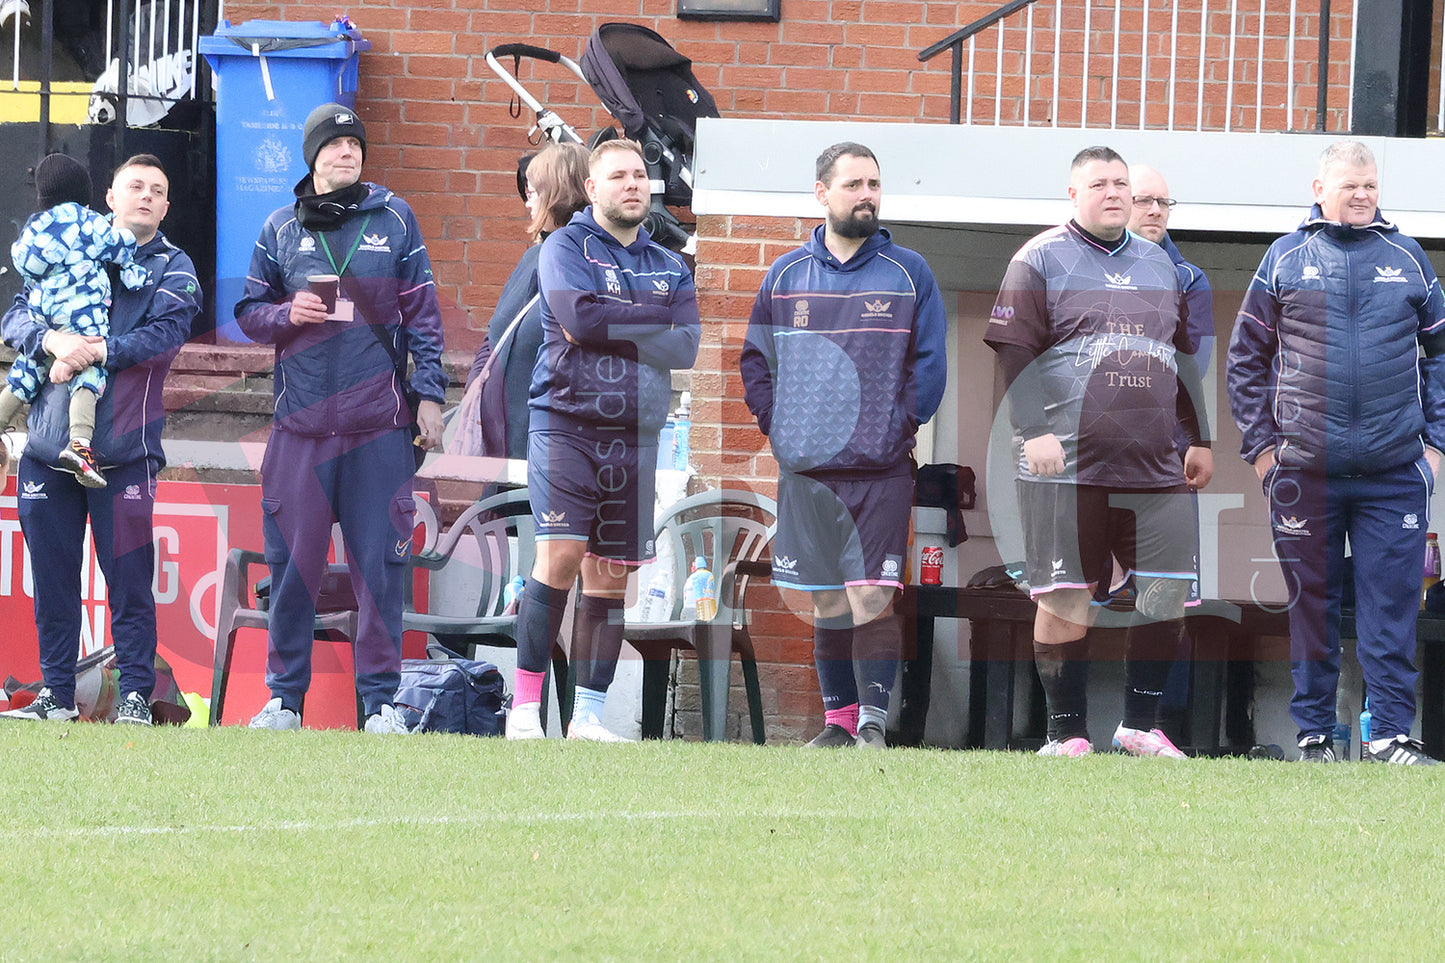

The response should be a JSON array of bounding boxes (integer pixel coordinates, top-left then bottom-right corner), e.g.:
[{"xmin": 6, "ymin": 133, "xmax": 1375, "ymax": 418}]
[
  {"xmin": 814, "ymin": 623, "xmax": 857, "ymax": 713},
  {"xmin": 1123, "ymin": 620, "xmax": 1182, "ymax": 731},
  {"xmin": 1034, "ymin": 637, "xmax": 1090, "ymax": 742},
  {"xmin": 515, "ymin": 579, "xmax": 570, "ymax": 674},
  {"xmin": 573, "ymin": 594, "xmax": 625, "ymax": 691},
  {"xmin": 855, "ymin": 612, "xmax": 901, "ymax": 714}
]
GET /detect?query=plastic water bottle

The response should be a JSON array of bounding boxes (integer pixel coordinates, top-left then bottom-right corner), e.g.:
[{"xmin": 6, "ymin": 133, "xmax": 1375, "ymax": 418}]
[
  {"xmin": 639, "ymin": 569, "xmax": 671, "ymax": 622},
  {"xmin": 1333, "ymin": 693, "xmax": 1351, "ymax": 762},
  {"xmin": 502, "ymin": 576, "xmax": 525, "ymax": 615},
  {"xmin": 672, "ymin": 391, "xmax": 692, "ymax": 471},
  {"xmin": 1423, "ymin": 532, "xmax": 1441, "ymax": 610},
  {"xmin": 1359, "ymin": 698, "xmax": 1372, "ymax": 761},
  {"xmin": 684, "ymin": 555, "xmax": 716, "ymax": 622}
]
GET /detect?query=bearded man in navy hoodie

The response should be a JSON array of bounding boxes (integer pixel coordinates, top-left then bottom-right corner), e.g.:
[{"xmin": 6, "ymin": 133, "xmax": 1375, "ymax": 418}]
[
  {"xmin": 506, "ymin": 139, "xmax": 700, "ymax": 741},
  {"xmin": 741, "ymin": 142, "xmax": 948, "ymax": 749}
]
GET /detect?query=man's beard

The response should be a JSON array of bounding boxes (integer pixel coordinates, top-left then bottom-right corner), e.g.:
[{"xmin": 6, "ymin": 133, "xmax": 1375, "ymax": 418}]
[
  {"xmin": 598, "ymin": 198, "xmax": 647, "ymax": 230},
  {"xmin": 830, "ymin": 205, "xmax": 879, "ymax": 239}
]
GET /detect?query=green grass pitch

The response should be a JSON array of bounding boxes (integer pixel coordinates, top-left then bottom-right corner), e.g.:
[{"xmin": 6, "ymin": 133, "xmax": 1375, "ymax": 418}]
[{"xmin": 2, "ymin": 725, "xmax": 1442, "ymax": 961}]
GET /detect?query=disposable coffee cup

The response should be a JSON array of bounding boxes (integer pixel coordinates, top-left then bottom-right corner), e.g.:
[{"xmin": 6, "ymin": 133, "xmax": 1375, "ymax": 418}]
[{"xmin": 307, "ymin": 274, "xmax": 339, "ymax": 313}]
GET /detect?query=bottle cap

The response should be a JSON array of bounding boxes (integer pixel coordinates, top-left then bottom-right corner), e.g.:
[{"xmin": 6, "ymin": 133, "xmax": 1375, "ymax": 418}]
[
  {"xmin": 1430, "ymin": 532, "xmax": 1438, "ymax": 539},
  {"xmin": 693, "ymin": 555, "xmax": 707, "ymax": 570}
]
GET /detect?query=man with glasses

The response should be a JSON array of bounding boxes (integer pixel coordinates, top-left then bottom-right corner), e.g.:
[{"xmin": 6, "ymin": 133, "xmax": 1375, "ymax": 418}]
[
  {"xmin": 1127, "ymin": 167, "xmax": 1213, "ymax": 364},
  {"xmin": 1228, "ymin": 139, "xmax": 1445, "ymax": 765},
  {"xmin": 1120, "ymin": 165, "xmax": 1216, "ymax": 740},
  {"xmin": 985, "ymin": 146, "xmax": 1211, "ymax": 758}
]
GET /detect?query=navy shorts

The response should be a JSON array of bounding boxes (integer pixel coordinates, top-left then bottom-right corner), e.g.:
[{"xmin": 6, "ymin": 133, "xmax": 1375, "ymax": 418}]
[
  {"xmin": 527, "ymin": 429, "xmax": 657, "ymax": 564},
  {"xmin": 1018, "ymin": 480, "xmax": 1198, "ymax": 600},
  {"xmin": 772, "ymin": 471, "xmax": 913, "ymax": 590}
]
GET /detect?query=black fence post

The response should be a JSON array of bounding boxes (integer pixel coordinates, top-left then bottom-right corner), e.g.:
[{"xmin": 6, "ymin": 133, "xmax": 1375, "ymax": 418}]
[{"xmin": 1351, "ymin": 0, "xmax": 1434, "ymax": 137}]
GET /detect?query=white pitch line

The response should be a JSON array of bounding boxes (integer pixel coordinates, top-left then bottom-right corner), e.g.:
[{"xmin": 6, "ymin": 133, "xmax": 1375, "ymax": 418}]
[{"xmin": 4, "ymin": 809, "xmax": 845, "ymax": 841}]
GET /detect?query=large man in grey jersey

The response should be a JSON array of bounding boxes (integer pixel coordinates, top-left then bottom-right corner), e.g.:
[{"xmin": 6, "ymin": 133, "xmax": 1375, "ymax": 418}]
[{"xmin": 986, "ymin": 145, "xmax": 1211, "ymax": 759}]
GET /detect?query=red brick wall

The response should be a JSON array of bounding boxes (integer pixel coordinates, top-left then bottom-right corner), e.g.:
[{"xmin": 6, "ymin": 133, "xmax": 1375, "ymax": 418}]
[
  {"xmin": 691, "ymin": 212, "xmax": 819, "ymax": 739},
  {"xmin": 221, "ymin": 1, "xmax": 1356, "ymax": 354}
]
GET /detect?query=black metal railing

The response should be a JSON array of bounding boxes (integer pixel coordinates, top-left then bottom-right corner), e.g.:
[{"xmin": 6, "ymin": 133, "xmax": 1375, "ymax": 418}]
[{"xmin": 918, "ymin": 0, "xmax": 1340, "ymax": 133}]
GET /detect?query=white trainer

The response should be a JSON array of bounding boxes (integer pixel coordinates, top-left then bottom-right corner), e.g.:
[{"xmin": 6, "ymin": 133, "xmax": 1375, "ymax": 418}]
[
  {"xmin": 566, "ymin": 718, "xmax": 632, "ymax": 742},
  {"xmin": 364, "ymin": 704, "xmax": 411, "ymax": 734},
  {"xmin": 248, "ymin": 697, "xmax": 301, "ymax": 731},
  {"xmin": 1112, "ymin": 723, "xmax": 1187, "ymax": 759},
  {"xmin": 505, "ymin": 702, "xmax": 545, "ymax": 740}
]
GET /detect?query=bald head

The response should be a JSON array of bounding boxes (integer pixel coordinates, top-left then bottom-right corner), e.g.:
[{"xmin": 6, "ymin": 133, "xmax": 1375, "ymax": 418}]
[{"xmin": 1127, "ymin": 164, "xmax": 1172, "ymax": 244}]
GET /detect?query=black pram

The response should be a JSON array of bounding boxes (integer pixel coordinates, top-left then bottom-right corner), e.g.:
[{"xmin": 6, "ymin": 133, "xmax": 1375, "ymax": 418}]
[{"xmin": 486, "ymin": 22, "xmax": 720, "ymax": 252}]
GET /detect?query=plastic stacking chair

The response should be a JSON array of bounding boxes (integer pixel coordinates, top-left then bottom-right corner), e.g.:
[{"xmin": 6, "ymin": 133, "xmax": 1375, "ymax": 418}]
[
  {"xmin": 211, "ymin": 504, "xmax": 442, "ymax": 728},
  {"xmin": 402, "ymin": 486, "xmax": 572, "ymax": 731},
  {"xmin": 210, "ymin": 550, "xmax": 359, "ymax": 726},
  {"xmin": 623, "ymin": 489, "xmax": 776, "ymax": 743}
]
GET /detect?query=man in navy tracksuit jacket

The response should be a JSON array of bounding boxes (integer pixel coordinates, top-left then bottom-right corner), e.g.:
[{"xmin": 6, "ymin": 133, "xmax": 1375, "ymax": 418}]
[
  {"xmin": 741, "ymin": 142, "xmax": 947, "ymax": 749},
  {"xmin": 506, "ymin": 139, "xmax": 700, "ymax": 742},
  {"xmin": 1228, "ymin": 140, "xmax": 1445, "ymax": 765},
  {"xmin": 235, "ymin": 103, "xmax": 446, "ymax": 733},
  {"xmin": 0, "ymin": 153, "xmax": 199, "ymax": 725}
]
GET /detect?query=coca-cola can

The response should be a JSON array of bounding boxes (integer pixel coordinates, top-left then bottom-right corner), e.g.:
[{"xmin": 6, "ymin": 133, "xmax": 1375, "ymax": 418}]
[{"xmin": 920, "ymin": 545, "xmax": 944, "ymax": 585}]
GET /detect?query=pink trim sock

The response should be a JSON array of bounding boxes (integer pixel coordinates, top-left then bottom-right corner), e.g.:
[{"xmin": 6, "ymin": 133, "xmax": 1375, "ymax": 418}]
[
  {"xmin": 825, "ymin": 703, "xmax": 859, "ymax": 737},
  {"xmin": 514, "ymin": 669, "xmax": 546, "ymax": 707}
]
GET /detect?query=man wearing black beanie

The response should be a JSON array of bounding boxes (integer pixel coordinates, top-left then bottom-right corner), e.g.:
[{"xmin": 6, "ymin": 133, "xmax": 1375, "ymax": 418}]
[{"xmin": 235, "ymin": 101, "xmax": 446, "ymax": 735}]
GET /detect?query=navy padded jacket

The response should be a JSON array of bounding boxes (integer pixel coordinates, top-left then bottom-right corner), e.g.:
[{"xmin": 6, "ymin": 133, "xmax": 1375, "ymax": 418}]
[{"xmin": 1228, "ymin": 205, "xmax": 1445, "ymax": 476}]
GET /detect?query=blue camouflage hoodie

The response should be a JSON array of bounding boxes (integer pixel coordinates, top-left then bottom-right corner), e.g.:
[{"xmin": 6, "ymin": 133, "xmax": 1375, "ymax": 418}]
[
  {"xmin": 2, "ymin": 230, "xmax": 199, "ymax": 470},
  {"xmin": 740, "ymin": 225, "xmax": 948, "ymax": 478},
  {"xmin": 11, "ymin": 202, "xmax": 142, "ymax": 334}
]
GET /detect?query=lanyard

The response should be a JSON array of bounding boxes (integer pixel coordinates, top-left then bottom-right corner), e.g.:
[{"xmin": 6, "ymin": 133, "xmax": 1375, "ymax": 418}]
[{"xmin": 316, "ymin": 214, "xmax": 373, "ymax": 278}]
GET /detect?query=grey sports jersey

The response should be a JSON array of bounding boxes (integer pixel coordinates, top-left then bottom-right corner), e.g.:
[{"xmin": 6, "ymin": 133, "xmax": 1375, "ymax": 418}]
[{"xmin": 987, "ymin": 222, "xmax": 1192, "ymax": 487}]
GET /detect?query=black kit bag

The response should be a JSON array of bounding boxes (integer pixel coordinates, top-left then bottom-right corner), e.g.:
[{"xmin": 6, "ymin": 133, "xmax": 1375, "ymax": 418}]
[{"xmin": 394, "ymin": 643, "xmax": 507, "ymax": 736}]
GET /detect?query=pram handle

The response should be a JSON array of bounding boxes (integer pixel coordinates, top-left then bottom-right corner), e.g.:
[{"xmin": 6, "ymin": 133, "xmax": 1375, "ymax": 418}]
[{"xmin": 489, "ymin": 43, "xmax": 563, "ymax": 64}]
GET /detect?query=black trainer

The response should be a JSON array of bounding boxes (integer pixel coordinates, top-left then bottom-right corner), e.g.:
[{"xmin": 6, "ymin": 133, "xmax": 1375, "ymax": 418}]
[
  {"xmin": 1297, "ymin": 733, "xmax": 1336, "ymax": 762},
  {"xmin": 114, "ymin": 691, "xmax": 153, "ymax": 726},
  {"xmin": 1364, "ymin": 734, "xmax": 1439, "ymax": 766},
  {"xmin": 58, "ymin": 441, "xmax": 106, "ymax": 488},
  {"xmin": 855, "ymin": 722, "xmax": 887, "ymax": 749},
  {"xmin": 803, "ymin": 724, "xmax": 855, "ymax": 748},
  {"xmin": 0, "ymin": 687, "xmax": 78, "ymax": 721}
]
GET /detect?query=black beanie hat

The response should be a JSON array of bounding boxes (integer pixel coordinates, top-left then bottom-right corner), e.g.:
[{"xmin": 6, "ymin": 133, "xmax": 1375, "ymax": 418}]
[
  {"xmin": 302, "ymin": 102, "xmax": 367, "ymax": 171},
  {"xmin": 35, "ymin": 153, "xmax": 92, "ymax": 209}
]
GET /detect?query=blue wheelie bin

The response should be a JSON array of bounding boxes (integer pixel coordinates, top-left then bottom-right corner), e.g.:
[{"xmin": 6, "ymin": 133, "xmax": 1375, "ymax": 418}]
[{"xmin": 200, "ymin": 19, "xmax": 370, "ymax": 341}]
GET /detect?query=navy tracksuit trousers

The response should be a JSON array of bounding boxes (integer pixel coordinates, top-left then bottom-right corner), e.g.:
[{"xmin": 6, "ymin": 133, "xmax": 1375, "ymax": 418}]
[
  {"xmin": 16, "ymin": 455, "xmax": 159, "ymax": 706},
  {"xmin": 1267, "ymin": 456, "xmax": 1432, "ymax": 742},
  {"xmin": 258, "ymin": 427, "xmax": 417, "ymax": 718}
]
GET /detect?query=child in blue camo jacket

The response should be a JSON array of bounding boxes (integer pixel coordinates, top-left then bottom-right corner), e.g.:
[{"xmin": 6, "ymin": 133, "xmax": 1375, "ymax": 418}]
[{"xmin": 0, "ymin": 153, "xmax": 149, "ymax": 487}]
